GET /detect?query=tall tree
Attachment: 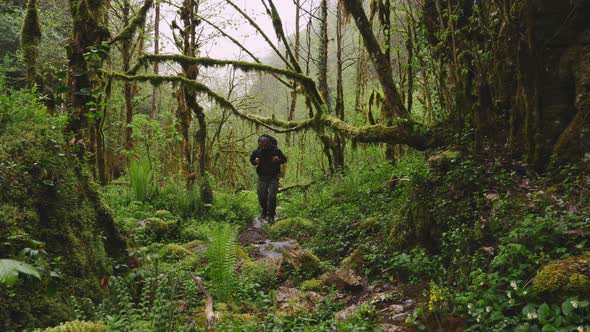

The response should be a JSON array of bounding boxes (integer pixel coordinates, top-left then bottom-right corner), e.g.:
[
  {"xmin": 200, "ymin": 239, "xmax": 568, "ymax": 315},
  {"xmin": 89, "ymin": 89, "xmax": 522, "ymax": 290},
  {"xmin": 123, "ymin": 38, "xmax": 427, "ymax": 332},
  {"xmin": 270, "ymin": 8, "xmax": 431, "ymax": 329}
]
[
  {"xmin": 151, "ymin": 0, "xmax": 160, "ymax": 119},
  {"xmin": 20, "ymin": 0, "xmax": 41, "ymax": 85}
]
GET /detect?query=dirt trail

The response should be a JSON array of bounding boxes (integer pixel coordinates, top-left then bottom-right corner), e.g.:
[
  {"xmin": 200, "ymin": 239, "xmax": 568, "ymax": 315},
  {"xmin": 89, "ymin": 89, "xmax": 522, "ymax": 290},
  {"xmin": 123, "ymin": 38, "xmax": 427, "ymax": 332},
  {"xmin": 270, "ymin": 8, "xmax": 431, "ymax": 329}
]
[{"xmin": 237, "ymin": 217, "xmax": 425, "ymax": 331}]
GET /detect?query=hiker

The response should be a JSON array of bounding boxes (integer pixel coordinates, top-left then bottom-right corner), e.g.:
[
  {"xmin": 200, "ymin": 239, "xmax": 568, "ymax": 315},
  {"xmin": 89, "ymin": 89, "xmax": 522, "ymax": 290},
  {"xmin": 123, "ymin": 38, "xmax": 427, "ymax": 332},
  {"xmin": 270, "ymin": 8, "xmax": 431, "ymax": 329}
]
[{"xmin": 250, "ymin": 134, "xmax": 287, "ymax": 222}]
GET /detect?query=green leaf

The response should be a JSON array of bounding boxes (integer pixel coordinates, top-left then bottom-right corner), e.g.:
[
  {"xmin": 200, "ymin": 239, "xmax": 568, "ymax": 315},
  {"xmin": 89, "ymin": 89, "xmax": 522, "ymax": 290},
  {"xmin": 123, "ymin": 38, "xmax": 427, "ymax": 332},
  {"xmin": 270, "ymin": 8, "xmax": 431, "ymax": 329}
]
[
  {"xmin": 0, "ymin": 259, "xmax": 41, "ymax": 286},
  {"xmin": 537, "ymin": 303, "xmax": 552, "ymax": 324},
  {"xmin": 561, "ymin": 299, "xmax": 574, "ymax": 316},
  {"xmin": 541, "ymin": 325, "xmax": 556, "ymax": 332}
]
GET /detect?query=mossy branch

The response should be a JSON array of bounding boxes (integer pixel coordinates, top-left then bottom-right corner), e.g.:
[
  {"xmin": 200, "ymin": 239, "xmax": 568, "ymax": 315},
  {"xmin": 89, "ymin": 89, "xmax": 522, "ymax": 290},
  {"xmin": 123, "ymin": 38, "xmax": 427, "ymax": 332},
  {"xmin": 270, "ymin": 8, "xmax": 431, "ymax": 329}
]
[
  {"xmin": 107, "ymin": 71, "xmax": 312, "ymax": 133},
  {"xmin": 109, "ymin": 0, "xmax": 154, "ymax": 45},
  {"xmin": 107, "ymin": 72, "xmax": 439, "ymax": 149},
  {"xmin": 130, "ymin": 54, "xmax": 326, "ymax": 115},
  {"xmin": 265, "ymin": 0, "xmax": 304, "ymax": 74},
  {"xmin": 196, "ymin": 14, "xmax": 292, "ymax": 88}
]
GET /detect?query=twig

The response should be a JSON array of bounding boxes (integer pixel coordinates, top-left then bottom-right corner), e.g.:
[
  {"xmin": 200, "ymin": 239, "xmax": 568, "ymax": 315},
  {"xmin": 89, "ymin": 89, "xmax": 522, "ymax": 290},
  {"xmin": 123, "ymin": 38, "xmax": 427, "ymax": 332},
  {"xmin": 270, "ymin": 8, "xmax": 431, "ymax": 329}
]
[{"xmin": 191, "ymin": 275, "xmax": 218, "ymax": 331}]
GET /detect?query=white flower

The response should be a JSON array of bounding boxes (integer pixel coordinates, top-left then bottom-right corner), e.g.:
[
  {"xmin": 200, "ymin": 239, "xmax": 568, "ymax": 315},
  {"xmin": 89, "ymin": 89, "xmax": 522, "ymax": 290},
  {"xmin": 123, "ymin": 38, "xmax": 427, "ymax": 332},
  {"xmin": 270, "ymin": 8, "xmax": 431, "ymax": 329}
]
[
  {"xmin": 527, "ymin": 313, "xmax": 538, "ymax": 319},
  {"xmin": 507, "ymin": 291, "xmax": 512, "ymax": 299},
  {"xmin": 467, "ymin": 303, "xmax": 473, "ymax": 309},
  {"xmin": 576, "ymin": 327, "xmax": 583, "ymax": 332},
  {"xmin": 572, "ymin": 300, "xmax": 579, "ymax": 309},
  {"xmin": 510, "ymin": 281, "xmax": 518, "ymax": 290},
  {"xmin": 476, "ymin": 315, "xmax": 481, "ymax": 323},
  {"xmin": 485, "ymin": 306, "xmax": 492, "ymax": 313}
]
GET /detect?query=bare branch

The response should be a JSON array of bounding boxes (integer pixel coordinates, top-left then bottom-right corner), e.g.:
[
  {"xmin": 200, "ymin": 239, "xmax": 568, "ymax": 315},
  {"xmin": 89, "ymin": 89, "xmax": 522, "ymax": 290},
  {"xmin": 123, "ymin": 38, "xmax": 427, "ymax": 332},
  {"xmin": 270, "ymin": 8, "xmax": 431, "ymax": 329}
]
[
  {"xmin": 109, "ymin": 0, "xmax": 154, "ymax": 45},
  {"xmin": 224, "ymin": 0, "xmax": 292, "ymax": 69}
]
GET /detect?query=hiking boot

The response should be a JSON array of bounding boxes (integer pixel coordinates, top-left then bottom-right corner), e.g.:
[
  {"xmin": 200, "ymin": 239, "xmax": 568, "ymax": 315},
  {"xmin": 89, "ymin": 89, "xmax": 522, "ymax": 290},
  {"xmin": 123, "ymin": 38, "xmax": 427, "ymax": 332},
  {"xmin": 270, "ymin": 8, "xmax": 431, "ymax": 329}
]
[
  {"xmin": 267, "ymin": 215, "xmax": 277, "ymax": 223},
  {"xmin": 259, "ymin": 214, "xmax": 268, "ymax": 221}
]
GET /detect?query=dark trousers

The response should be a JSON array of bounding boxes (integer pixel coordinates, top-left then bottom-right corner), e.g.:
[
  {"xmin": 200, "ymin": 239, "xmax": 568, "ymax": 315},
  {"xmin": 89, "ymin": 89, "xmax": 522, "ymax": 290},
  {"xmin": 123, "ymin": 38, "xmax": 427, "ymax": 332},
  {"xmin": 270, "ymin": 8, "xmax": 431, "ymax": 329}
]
[{"xmin": 257, "ymin": 175, "xmax": 279, "ymax": 217}]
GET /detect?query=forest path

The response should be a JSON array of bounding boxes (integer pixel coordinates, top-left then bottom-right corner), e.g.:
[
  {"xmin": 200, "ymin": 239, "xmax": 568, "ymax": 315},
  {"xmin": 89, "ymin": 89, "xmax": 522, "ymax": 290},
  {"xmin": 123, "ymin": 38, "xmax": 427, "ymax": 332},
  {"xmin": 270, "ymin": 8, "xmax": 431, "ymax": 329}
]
[{"xmin": 237, "ymin": 217, "xmax": 422, "ymax": 332}]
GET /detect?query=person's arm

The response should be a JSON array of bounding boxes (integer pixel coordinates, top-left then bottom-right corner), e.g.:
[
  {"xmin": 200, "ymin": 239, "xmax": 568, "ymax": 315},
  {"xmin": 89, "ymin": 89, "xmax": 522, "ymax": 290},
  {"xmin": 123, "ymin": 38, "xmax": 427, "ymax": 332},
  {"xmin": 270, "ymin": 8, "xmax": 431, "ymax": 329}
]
[
  {"xmin": 250, "ymin": 150, "xmax": 260, "ymax": 165},
  {"xmin": 273, "ymin": 148, "xmax": 287, "ymax": 164}
]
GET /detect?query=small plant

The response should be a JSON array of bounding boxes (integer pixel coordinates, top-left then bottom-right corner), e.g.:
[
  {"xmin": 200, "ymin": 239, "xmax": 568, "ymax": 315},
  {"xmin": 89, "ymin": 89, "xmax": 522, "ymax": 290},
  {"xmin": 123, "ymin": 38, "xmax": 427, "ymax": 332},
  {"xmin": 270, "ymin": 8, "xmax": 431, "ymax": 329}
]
[
  {"xmin": 0, "ymin": 258, "xmax": 40, "ymax": 286},
  {"xmin": 201, "ymin": 223, "xmax": 238, "ymax": 301},
  {"xmin": 128, "ymin": 157, "xmax": 152, "ymax": 202}
]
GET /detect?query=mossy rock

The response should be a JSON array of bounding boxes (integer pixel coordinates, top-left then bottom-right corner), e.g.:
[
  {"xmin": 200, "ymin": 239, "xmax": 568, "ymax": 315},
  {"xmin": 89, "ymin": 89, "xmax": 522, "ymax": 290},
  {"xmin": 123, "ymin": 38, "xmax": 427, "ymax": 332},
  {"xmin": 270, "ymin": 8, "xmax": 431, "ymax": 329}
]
[
  {"xmin": 340, "ymin": 249, "xmax": 365, "ymax": 273},
  {"xmin": 137, "ymin": 217, "xmax": 178, "ymax": 243},
  {"xmin": 532, "ymin": 255, "xmax": 590, "ymax": 299},
  {"xmin": 154, "ymin": 209, "xmax": 173, "ymax": 219},
  {"xmin": 280, "ymin": 247, "xmax": 324, "ymax": 282},
  {"xmin": 41, "ymin": 320, "xmax": 110, "ymax": 332},
  {"xmin": 301, "ymin": 279, "xmax": 323, "ymax": 292},
  {"xmin": 268, "ymin": 217, "xmax": 317, "ymax": 243}
]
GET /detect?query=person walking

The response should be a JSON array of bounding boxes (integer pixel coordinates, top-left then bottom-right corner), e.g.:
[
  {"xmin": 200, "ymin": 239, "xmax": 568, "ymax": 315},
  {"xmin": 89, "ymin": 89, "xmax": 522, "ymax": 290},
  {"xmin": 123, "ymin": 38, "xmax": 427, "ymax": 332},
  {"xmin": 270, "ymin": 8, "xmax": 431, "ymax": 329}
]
[{"xmin": 250, "ymin": 135, "xmax": 287, "ymax": 222}]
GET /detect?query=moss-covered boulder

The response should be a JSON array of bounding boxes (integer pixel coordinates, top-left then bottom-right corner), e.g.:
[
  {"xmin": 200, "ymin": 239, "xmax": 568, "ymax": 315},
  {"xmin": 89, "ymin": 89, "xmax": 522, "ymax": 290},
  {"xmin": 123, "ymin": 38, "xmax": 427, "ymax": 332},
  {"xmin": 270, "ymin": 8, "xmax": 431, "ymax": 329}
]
[
  {"xmin": 340, "ymin": 249, "xmax": 365, "ymax": 273},
  {"xmin": 154, "ymin": 209, "xmax": 173, "ymax": 219},
  {"xmin": 532, "ymin": 255, "xmax": 590, "ymax": 298},
  {"xmin": 268, "ymin": 217, "xmax": 317, "ymax": 243},
  {"xmin": 136, "ymin": 217, "xmax": 178, "ymax": 244},
  {"xmin": 301, "ymin": 279, "xmax": 323, "ymax": 292},
  {"xmin": 278, "ymin": 246, "xmax": 324, "ymax": 282}
]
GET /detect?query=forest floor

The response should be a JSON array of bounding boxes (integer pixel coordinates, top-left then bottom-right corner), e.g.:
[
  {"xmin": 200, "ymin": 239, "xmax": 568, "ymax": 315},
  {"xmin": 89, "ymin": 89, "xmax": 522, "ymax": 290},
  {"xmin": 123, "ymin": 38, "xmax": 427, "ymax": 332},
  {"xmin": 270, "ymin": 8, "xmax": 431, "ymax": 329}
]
[{"xmin": 238, "ymin": 216, "xmax": 427, "ymax": 332}]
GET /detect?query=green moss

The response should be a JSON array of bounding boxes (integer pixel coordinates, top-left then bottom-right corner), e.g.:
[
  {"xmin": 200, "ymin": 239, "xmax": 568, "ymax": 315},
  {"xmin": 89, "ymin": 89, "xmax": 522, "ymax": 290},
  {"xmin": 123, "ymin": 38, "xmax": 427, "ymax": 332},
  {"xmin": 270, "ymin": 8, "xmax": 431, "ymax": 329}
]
[
  {"xmin": 154, "ymin": 209, "xmax": 173, "ymax": 219},
  {"xmin": 137, "ymin": 217, "xmax": 178, "ymax": 243},
  {"xmin": 532, "ymin": 255, "xmax": 590, "ymax": 298},
  {"xmin": 0, "ymin": 86, "xmax": 123, "ymax": 329},
  {"xmin": 41, "ymin": 320, "xmax": 109, "ymax": 332},
  {"xmin": 109, "ymin": 0, "xmax": 154, "ymax": 45},
  {"xmin": 268, "ymin": 217, "xmax": 317, "ymax": 242},
  {"xmin": 281, "ymin": 249, "xmax": 324, "ymax": 282},
  {"xmin": 162, "ymin": 243, "xmax": 195, "ymax": 260},
  {"xmin": 300, "ymin": 279, "xmax": 323, "ymax": 291},
  {"xmin": 21, "ymin": 0, "xmax": 42, "ymax": 83}
]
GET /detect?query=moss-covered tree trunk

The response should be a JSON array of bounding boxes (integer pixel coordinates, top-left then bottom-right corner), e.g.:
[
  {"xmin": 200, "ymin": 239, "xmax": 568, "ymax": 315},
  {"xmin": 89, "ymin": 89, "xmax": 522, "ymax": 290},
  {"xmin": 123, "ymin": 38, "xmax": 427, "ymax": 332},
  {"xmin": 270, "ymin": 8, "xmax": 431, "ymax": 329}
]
[
  {"xmin": 511, "ymin": 0, "xmax": 590, "ymax": 170},
  {"xmin": 177, "ymin": 0, "xmax": 212, "ymax": 202},
  {"xmin": 21, "ymin": 0, "xmax": 41, "ymax": 86}
]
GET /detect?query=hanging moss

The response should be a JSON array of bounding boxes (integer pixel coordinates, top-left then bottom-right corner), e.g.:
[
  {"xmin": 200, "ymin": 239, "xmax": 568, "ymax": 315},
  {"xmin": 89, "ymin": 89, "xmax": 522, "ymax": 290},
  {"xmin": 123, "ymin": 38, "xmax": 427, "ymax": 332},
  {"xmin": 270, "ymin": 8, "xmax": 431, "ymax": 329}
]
[{"xmin": 21, "ymin": 0, "xmax": 42, "ymax": 84}]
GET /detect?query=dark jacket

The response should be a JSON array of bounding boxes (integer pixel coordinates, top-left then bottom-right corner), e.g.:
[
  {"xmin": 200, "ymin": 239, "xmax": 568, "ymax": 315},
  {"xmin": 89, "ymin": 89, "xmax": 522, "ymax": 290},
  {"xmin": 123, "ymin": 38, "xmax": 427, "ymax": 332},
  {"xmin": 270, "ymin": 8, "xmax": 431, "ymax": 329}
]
[{"xmin": 250, "ymin": 147, "xmax": 287, "ymax": 177}]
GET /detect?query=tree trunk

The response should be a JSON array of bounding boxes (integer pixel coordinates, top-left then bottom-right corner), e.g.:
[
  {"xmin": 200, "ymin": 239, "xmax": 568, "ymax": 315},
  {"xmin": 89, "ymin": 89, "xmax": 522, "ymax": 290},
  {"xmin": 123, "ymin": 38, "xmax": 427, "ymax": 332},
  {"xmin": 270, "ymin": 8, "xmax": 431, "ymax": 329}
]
[
  {"xmin": 341, "ymin": 0, "xmax": 408, "ymax": 119},
  {"xmin": 151, "ymin": 0, "xmax": 160, "ymax": 120},
  {"xmin": 286, "ymin": 0, "xmax": 301, "ymax": 147}
]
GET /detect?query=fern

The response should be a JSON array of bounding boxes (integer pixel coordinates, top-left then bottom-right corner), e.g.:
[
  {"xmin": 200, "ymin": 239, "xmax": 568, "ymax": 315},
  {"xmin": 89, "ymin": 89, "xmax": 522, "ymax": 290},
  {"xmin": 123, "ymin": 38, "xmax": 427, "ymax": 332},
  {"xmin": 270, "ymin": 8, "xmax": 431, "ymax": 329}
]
[
  {"xmin": 128, "ymin": 158, "xmax": 151, "ymax": 202},
  {"xmin": 0, "ymin": 258, "xmax": 40, "ymax": 286},
  {"xmin": 201, "ymin": 223, "xmax": 238, "ymax": 301}
]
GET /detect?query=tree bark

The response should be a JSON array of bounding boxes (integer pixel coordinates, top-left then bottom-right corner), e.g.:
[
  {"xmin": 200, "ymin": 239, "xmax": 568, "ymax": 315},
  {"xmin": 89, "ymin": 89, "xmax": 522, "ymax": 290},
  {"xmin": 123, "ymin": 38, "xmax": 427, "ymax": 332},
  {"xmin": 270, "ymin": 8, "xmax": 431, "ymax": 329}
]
[{"xmin": 151, "ymin": 0, "xmax": 160, "ymax": 120}]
